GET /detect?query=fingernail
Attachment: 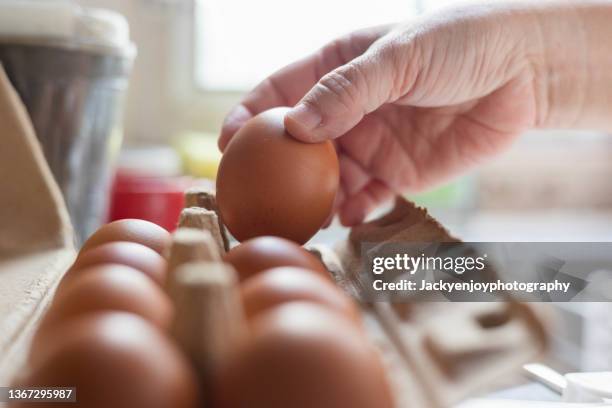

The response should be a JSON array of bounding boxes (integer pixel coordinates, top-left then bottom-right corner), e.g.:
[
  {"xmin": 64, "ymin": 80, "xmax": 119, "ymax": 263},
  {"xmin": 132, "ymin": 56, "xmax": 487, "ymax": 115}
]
[{"xmin": 287, "ymin": 103, "xmax": 322, "ymax": 131}]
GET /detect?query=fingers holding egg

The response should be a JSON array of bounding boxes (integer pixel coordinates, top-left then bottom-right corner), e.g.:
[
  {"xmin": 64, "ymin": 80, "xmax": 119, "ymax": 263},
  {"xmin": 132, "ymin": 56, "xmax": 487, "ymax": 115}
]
[{"xmin": 216, "ymin": 107, "xmax": 339, "ymax": 244}]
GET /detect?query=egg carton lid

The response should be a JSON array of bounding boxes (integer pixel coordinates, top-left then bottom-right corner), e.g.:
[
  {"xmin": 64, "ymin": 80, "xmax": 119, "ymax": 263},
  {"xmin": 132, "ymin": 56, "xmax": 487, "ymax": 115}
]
[{"xmin": 0, "ymin": 0, "xmax": 135, "ymax": 57}]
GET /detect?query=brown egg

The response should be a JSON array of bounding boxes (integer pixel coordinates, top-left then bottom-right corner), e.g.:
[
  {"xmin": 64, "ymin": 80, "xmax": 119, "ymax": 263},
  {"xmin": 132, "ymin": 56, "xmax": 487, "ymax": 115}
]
[
  {"xmin": 241, "ymin": 267, "xmax": 360, "ymax": 324},
  {"xmin": 81, "ymin": 219, "xmax": 170, "ymax": 255},
  {"xmin": 223, "ymin": 236, "xmax": 328, "ymax": 281},
  {"xmin": 38, "ymin": 265, "xmax": 173, "ymax": 337},
  {"xmin": 213, "ymin": 302, "xmax": 393, "ymax": 408},
  {"xmin": 59, "ymin": 242, "xmax": 167, "ymax": 290},
  {"xmin": 216, "ymin": 107, "xmax": 339, "ymax": 244},
  {"xmin": 19, "ymin": 313, "xmax": 200, "ymax": 408}
]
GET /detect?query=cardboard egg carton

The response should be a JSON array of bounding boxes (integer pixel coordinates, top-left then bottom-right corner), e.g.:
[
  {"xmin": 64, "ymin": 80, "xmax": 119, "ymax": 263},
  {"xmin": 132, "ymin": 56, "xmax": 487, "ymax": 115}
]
[
  {"xmin": 313, "ymin": 198, "xmax": 549, "ymax": 407},
  {"xmin": 0, "ymin": 62, "xmax": 548, "ymax": 407},
  {"xmin": 178, "ymin": 194, "xmax": 549, "ymax": 406},
  {"xmin": 0, "ymin": 66, "xmax": 77, "ymax": 387}
]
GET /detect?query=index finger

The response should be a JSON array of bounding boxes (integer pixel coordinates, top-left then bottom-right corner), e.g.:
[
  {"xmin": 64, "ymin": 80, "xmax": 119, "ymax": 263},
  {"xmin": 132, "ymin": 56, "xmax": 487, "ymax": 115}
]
[{"xmin": 218, "ymin": 25, "xmax": 392, "ymax": 151}]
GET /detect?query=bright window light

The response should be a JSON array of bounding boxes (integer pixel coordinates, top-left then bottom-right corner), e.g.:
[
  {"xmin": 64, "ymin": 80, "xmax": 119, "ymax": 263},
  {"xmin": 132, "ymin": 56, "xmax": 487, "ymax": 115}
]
[{"xmin": 195, "ymin": 0, "xmax": 430, "ymax": 91}]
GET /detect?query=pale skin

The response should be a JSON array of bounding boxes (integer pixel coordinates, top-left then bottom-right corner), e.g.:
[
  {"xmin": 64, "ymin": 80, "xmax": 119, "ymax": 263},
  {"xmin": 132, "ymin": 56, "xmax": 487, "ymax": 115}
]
[{"xmin": 219, "ymin": 1, "xmax": 612, "ymax": 226}]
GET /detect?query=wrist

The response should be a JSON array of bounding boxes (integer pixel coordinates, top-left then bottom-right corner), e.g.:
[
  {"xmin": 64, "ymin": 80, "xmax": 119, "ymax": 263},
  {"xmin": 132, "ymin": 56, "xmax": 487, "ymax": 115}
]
[{"xmin": 529, "ymin": 1, "xmax": 612, "ymax": 132}]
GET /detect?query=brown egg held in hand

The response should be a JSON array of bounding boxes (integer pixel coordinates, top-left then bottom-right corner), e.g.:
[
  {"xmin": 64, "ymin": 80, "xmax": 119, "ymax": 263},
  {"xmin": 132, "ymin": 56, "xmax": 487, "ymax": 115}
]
[
  {"xmin": 60, "ymin": 241, "xmax": 167, "ymax": 290},
  {"xmin": 241, "ymin": 267, "xmax": 360, "ymax": 324},
  {"xmin": 19, "ymin": 313, "xmax": 200, "ymax": 408},
  {"xmin": 223, "ymin": 236, "xmax": 328, "ymax": 281},
  {"xmin": 81, "ymin": 219, "xmax": 170, "ymax": 255},
  {"xmin": 39, "ymin": 264, "xmax": 172, "ymax": 336},
  {"xmin": 213, "ymin": 303, "xmax": 393, "ymax": 408},
  {"xmin": 216, "ymin": 107, "xmax": 339, "ymax": 244}
]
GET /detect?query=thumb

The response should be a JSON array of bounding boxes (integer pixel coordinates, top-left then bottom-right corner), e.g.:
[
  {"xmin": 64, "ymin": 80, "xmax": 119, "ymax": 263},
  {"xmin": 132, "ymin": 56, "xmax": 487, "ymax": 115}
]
[{"xmin": 284, "ymin": 45, "xmax": 405, "ymax": 142}]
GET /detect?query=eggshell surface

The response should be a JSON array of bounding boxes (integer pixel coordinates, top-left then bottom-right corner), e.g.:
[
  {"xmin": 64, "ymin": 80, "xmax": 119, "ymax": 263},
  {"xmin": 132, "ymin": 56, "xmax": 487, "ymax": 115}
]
[
  {"xmin": 61, "ymin": 241, "xmax": 167, "ymax": 288},
  {"xmin": 223, "ymin": 236, "xmax": 328, "ymax": 281},
  {"xmin": 40, "ymin": 264, "xmax": 173, "ymax": 332},
  {"xmin": 216, "ymin": 107, "xmax": 339, "ymax": 244},
  {"xmin": 241, "ymin": 267, "xmax": 360, "ymax": 323},
  {"xmin": 213, "ymin": 303, "xmax": 394, "ymax": 408},
  {"xmin": 81, "ymin": 219, "xmax": 170, "ymax": 255},
  {"xmin": 19, "ymin": 313, "xmax": 200, "ymax": 408}
]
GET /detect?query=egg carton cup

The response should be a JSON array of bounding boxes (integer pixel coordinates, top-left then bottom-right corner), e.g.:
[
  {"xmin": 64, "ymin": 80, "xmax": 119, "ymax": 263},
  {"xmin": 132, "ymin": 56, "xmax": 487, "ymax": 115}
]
[
  {"xmin": 320, "ymin": 198, "xmax": 549, "ymax": 407},
  {"xmin": 326, "ymin": 200, "xmax": 550, "ymax": 407},
  {"xmin": 172, "ymin": 174, "xmax": 550, "ymax": 405},
  {"xmin": 181, "ymin": 195, "xmax": 549, "ymax": 406}
]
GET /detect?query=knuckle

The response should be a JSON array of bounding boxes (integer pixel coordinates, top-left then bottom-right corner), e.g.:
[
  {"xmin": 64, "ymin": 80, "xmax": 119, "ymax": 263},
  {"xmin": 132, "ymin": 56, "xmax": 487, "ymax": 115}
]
[
  {"xmin": 317, "ymin": 63, "xmax": 367, "ymax": 111},
  {"xmin": 380, "ymin": 35, "xmax": 423, "ymax": 100}
]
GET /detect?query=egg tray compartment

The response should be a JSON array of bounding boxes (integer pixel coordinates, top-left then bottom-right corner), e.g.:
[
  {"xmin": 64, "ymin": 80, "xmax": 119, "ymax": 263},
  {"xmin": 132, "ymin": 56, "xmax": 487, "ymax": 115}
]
[
  {"xmin": 186, "ymin": 188, "xmax": 549, "ymax": 407},
  {"xmin": 308, "ymin": 198, "xmax": 549, "ymax": 408}
]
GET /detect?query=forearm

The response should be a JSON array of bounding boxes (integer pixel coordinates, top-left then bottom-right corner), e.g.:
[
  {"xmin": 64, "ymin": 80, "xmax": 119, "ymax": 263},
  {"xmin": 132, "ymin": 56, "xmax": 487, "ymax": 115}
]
[{"xmin": 528, "ymin": 1, "xmax": 612, "ymax": 132}]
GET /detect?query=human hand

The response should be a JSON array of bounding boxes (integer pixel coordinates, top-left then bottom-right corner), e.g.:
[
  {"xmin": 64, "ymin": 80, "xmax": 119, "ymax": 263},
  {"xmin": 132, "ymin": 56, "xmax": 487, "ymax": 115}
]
[{"xmin": 220, "ymin": 2, "xmax": 611, "ymax": 226}]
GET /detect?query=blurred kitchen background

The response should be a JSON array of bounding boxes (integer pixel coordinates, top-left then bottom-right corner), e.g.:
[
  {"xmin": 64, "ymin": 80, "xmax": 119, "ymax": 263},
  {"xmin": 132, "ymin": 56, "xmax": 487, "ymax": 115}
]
[
  {"xmin": 72, "ymin": 0, "xmax": 612, "ymax": 239},
  {"xmin": 2, "ymin": 0, "xmax": 612, "ymax": 389}
]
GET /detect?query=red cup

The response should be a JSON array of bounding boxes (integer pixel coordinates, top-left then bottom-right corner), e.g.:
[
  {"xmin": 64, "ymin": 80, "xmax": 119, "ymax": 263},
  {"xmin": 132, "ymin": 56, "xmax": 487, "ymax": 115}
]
[{"xmin": 108, "ymin": 171, "xmax": 194, "ymax": 231}]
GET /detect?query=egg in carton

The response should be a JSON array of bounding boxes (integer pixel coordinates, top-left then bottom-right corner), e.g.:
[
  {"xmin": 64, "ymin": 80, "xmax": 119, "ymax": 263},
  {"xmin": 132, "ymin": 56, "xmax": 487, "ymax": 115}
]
[
  {"xmin": 179, "ymin": 186, "xmax": 549, "ymax": 407},
  {"xmin": 169, "ymin": 210, "xmax": 395, "ymax": 407}
]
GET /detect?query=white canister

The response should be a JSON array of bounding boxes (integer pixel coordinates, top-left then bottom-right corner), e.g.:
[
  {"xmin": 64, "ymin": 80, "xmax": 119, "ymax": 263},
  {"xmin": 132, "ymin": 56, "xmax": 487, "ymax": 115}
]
[{"xmin": 0, "ymin": 0, "xmax": 136, "ymax": 243}]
